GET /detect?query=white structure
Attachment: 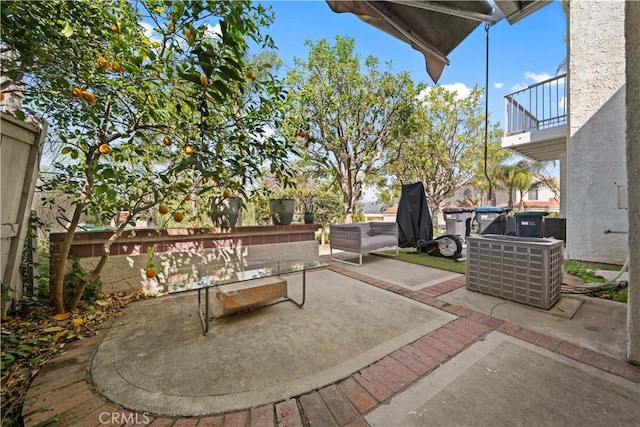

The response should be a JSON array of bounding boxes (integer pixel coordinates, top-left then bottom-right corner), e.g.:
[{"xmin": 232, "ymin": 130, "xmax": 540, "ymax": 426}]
[
  {"xmin": 502, "ymin": 0, "xmax": 638, "ymax": 363},
  {"xmin": 626, "ymin": 0, "xmax": 640, "ymax": 366},
  {"xmin": 503, "ymin": 1, "xmax": 627, "ymax": 265}
]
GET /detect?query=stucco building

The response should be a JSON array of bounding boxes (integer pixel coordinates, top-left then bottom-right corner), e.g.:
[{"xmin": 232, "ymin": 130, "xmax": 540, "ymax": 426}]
[{"xmin": 503, "ymin": 1, "xmax": 627, "ymax": 265}]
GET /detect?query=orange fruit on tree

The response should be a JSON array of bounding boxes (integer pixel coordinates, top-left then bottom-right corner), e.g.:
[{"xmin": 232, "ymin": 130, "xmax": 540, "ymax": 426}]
[
  {"xmin": 97, "ymin": 56, "xmax": 109, "ymax": 70},
  {"xmin": 222, "ymin": 189, "xmax": 232, "ymax": 199},
  {"xmin": 98, "ymin": 144, "xmax": 111, "ymax": 154},
  {"xmin": 71, "ymin": 87, "xmax": 82, "ymax": 98},
  {"xmin": 200, "ymin": 75, "xmax": 208, "ymax": 86},
  {"xmin": 246, "ymin": 69, "xmax": 255, "ymax": 79},
  {"xmin": 184, "ymin": 145, "xmax": 194, "ymax": 155},
  {"xmin": 185, "ymin": 29, "xmax": 193, "ymax": 41},
  {"xmin": 81, "ymin": 91, "xmax": 96, "ymax": 103},
  {"xmin": 145, "ymin": 267, "xmax": 157, "ymax": 279},
  {"xmin": 163, "ymin": 136, "xmax": 172, "ymax": 146},
  {"xmin": 168, "ymin": 23, "xmax": 175, "ymax": 32},
  {"xmin": 112, "ymin": 62, "xmax": 123, "ymax": 73},
  {"xmin": 173, "ymin": 212, "xmax": 184, "ymax": 222},
  {"xmin": 158, "ymin": 205, "xmax": 169, "ymax": 215}
]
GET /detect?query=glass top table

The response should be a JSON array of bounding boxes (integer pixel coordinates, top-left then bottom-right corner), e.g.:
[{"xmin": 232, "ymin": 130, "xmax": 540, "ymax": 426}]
[{"xmin": 167, "ymin": 259, "xmax": 329, "ymax": 335}]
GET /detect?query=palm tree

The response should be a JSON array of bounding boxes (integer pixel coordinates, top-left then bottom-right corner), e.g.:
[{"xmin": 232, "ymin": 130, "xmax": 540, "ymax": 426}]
[
  {"xmin": 513, "ymin": 169, "xmax": 537, "ymax": 211},
  {"xmin": 496, "ymin": 164, "xmax": 520, "ymax": 208}
]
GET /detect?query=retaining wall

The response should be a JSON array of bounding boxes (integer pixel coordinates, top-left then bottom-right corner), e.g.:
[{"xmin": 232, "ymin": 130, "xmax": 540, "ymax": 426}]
[{"xmin": 50, "ymin": 224, "xmax": 320, "ymax": 293}]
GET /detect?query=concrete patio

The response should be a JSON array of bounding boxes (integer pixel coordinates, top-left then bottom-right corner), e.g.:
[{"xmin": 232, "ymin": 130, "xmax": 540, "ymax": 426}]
[{"xmin": 22, "ymin": 254, "xmax": 640, "ymax": 426}]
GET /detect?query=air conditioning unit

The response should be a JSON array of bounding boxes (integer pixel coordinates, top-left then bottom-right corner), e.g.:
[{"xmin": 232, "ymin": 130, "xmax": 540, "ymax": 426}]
[{"xmin": 466, "ymin": 235, "xmax": 563, "ymax": 309}]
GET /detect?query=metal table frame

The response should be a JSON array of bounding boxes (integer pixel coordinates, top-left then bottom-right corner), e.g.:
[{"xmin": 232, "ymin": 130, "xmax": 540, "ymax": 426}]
[
  {"xmin": 166, "ymin": 259, "xmax": 327, "ymax": 335},
  {"xmin": 196, "ymin": 267, "xmax": 313, "ymax": 335}
]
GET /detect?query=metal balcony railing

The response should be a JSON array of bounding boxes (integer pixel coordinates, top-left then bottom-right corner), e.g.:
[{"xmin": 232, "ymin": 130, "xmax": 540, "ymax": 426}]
[{"xmin": 504, "ymin": 74, "xmax": 567, "ymax": 136}]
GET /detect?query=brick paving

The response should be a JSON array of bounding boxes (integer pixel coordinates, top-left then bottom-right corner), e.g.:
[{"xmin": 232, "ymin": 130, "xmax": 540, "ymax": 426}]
[{"xmin": 22, "ymin": 265, "xmax": 640, "ymax": 426}]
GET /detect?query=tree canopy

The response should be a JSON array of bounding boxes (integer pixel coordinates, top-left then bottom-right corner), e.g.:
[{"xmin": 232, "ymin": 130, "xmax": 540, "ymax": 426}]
[
  {"xmin": 380, "ymin": 85, "xmax": 506, "ymax": 221},
  {"xmin": 283, "ymin": 36, "xmax": 419, "ymax": 223},
  {"xmin": 1, "ymin": 0, "xmax": 293, "ymax": 313}
]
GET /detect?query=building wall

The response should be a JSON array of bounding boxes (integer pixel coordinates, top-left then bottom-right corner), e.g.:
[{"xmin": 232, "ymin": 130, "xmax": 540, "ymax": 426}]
[
  {"xmin": 625, "ymin": 0, "xmax": 640, "ymax": 363},
  {"xmin": 567, "ymin": 0, "xmax": 627, "ymax": 263},
  {"xmin": 559, "ymin": 153, "xmax": 567, "ymax": 217}
]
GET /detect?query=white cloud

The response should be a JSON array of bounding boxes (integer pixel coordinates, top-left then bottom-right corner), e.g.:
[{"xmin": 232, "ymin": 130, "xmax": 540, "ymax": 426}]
[
  {"xmin": 509, "ymin": 82, "xmax": 528, "ymax": 93},
  {"xmin": 558, "ymin": 95, "xmax": 566, "ymax": 111},
  {"xmin": 442, "ymin": 82, "xmax": 472, "ymax": 100},
  {"xmin": 524, "ymin": 71, "xmax": 552, "ymax": 83},
  {"xmin": 494, "ymin": 82, "xmax": 504, "ymax": 89},
  {"xmin": 205, "ymin": 24, "xmax": 222, "ymax": 39},
  {"xmin": 417, "ymin": 82, "xmax": 471, "ymax": 102}
]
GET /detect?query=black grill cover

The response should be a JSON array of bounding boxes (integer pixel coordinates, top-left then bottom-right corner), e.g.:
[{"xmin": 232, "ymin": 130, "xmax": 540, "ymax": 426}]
[{"xmin": 396, "ymin": 181, "xmax": 433, "ymax": 247}]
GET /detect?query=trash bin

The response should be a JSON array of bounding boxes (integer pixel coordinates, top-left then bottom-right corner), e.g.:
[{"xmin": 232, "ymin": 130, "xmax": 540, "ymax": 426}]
[
  {"xmin": 505, "ymin": 216, "xmax": 517, "ymax": 236},
  {"xmin": 544, "ymin": 217, "xmax": 566, "ymax": 241},
  {"xmin": 443, "ymin": 207, "xmax": 474, "ymax": 242},
  {"xmin": 475, "ymin": 206, "xmax": 510, "ymax": 235},
  {"xmin": 515, "ymin": 211, "xmax": 549, "ymax": 237}
]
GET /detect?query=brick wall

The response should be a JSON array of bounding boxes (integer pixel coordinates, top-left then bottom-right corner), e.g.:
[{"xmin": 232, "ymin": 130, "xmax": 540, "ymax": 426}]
[{"xmin": 50, "ymin": 224, "xmax": 320, "ymax": 292}]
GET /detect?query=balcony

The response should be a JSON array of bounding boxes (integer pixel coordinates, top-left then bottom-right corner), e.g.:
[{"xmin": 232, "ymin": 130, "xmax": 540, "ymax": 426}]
[{"xmin": 502, "ymin": 74, "xmax": 567, "ymax": 162}]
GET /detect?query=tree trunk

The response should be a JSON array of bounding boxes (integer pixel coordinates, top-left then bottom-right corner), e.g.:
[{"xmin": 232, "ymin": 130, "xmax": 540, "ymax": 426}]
[
  {"xmin": 67, "ymin": 207, "xmax": 149, "ymax": 311},
  {"xmin": 50, "ymin": 178, "xmax": 91, "ymax": 314},
  {"xmin": 68, "ymin": 243, "xmax": 111, "ymax": 310},
  {"xmin": 342, "ymin": 189, "xmax": 354, "ymax": 223}
]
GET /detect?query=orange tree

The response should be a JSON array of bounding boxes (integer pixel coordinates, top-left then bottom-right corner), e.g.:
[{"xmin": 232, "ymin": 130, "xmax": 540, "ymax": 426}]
[{"xmin": 1, "ymin": 0, "xmax": 293, "ymax": 313}]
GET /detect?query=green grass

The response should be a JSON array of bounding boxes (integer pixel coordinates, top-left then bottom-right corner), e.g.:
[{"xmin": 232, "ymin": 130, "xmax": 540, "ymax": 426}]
[
  {"xmin": 563, "ymin": 260, "xmax": 606, "ymax": 283},
  {"xmin": 375, "ymin": 248, "xmax": 466, "ymax": 274},
  {"xmin": 600, "ymin": 287, "xmax": 628, "ymax": 303},
  {"xmin": 563, "ymin": 260, "xmax": 628, "ymax": 303}
]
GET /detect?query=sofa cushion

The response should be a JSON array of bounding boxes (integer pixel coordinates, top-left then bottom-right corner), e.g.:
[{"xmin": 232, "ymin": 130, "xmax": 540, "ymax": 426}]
[
  {"xmin": 361, "ymin": 234, "xmax": 397, "ymax": 253},
  {"xmin": 369, "ymin": 222, "xmax": 398, "ymax": 236}
]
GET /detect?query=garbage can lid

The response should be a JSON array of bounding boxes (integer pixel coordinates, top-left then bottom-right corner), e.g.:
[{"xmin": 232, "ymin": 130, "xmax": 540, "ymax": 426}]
[
  {"xmin": 514, "ymin": 211, "xmax": 550, "ymax": 216},
  {"xmin": 475, "ymin": 206, "xmax": 507, "ymax": 213},
  {"xmin": 443, "ymin": 207, "xmax": 475, "ymax": 213}
]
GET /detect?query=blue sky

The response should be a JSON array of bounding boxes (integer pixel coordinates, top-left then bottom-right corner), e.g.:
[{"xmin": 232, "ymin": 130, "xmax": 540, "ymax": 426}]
[{"xmin": 256, "ymin": 0, "xmax": 567, "ymax": 128}]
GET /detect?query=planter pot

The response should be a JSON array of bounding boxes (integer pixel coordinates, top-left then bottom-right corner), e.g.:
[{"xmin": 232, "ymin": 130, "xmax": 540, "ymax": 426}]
[
  {"xmin": 210, "ymin": 197, "xmax": 241, "ymax": 228},
  {"xmin": 269, "ymin": 199, "xmax": 295, "ymax": 225},
  {"xmin": 303, "ymin": 213, "xmax": 315, "ymax": 224}
]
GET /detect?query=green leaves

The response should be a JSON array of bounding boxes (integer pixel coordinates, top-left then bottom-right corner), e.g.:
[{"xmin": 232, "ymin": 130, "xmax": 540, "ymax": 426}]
[
  {"xmin": 60, "ymin": 21, "xmax": 74, "ymax": 38},
  {"xmin": 4, "ymin": 0, "xmax": 294, "ymax": 312},
  {"xmin": 284, "ymin": 36, "xmax": 417, "ymax": 221}
]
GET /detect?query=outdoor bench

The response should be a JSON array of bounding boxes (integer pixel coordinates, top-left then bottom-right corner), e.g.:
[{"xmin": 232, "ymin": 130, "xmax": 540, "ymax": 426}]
[{"xmin": 329, "ymin": 222, "xmax": 399, "ymax": 266}]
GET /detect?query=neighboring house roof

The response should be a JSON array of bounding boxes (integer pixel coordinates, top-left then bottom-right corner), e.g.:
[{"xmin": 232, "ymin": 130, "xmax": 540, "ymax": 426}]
[
  {"xmin": 498, "ymin": 198, "xmax": 559, "ymax": 210},
  {"xmin": 382, "ymin": 205, "xmax": 398, "ymax": 215}
]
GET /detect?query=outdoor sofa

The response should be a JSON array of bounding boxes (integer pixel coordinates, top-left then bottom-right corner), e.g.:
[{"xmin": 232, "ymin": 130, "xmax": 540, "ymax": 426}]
[{"xmin": 329, "ymin": 222, "xmax": 399, "ymax": 266}]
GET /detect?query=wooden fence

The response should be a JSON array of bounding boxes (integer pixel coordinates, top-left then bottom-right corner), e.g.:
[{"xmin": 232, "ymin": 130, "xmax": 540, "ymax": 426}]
[{"xmin": 1, "ymin": 113, "xmax": 46, "ymax": 315}]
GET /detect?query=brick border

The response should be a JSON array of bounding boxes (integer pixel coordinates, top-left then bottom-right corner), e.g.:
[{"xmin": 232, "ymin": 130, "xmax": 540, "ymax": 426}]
[{"xmin": 22, "ymin": 268, "xmax": 640, "ymax": 426}]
